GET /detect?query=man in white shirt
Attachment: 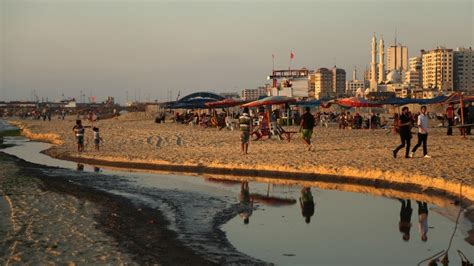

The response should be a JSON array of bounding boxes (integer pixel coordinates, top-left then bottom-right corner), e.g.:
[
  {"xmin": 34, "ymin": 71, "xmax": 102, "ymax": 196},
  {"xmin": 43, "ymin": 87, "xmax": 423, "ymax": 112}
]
[{"xmin": 411, "ymin": 106, "xmax": 431, "ymax": 158}]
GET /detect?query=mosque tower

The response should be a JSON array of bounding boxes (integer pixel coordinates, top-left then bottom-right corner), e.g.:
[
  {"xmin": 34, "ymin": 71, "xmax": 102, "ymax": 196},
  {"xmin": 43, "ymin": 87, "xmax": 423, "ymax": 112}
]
[
  {"xmin": 378, "ymin": 35, "xmax": 385, "ymax": 83},
  {"xmin": 370, "ymin": 33, "xmax": 378, "ymax": 91}
]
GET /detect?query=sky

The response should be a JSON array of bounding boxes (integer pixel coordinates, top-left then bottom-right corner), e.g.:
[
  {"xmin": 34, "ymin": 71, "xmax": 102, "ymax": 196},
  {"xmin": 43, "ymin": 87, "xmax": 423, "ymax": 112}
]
[{"xmin": 0, "ymin": 0, "xmax": 472, "ymax": 103}]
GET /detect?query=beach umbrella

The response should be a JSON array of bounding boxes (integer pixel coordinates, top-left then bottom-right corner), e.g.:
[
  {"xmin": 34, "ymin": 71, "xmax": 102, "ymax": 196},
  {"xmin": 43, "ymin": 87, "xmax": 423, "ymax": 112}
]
[
  {"xmin": 205, "ymin": 98, "xmax": 247, "ymax": 108},
  {"xmin": 336, "ymin": 97, "xmax": 382, "ymax": 108},
  {"xmin": 241, "ymin": 96, "xmax": 296, "ymax": 108}
]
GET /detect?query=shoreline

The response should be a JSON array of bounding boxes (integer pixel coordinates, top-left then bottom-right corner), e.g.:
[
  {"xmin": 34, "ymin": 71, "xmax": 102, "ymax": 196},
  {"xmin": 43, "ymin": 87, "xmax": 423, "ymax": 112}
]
[
  {"xmin": 8, "ymin": 117, "xmax": 474, "ymax": 203},
  {"xmin": 0, "ymin": 152, "xmax": 217, "ymax": 265}
]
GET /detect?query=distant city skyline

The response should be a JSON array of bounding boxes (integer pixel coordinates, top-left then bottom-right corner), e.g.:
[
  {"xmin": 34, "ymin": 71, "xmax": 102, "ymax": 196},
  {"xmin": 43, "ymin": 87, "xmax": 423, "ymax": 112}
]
[{"xmin": 1, "ymin": 0, "xmax": 472, "ymax": 103}]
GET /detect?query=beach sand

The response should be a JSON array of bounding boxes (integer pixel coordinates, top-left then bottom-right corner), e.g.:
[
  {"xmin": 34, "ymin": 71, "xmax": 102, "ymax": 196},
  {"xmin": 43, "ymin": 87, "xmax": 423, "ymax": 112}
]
[
  {"xmin": 8, "ymin": 113, "xmax": 474, "ymax": 201},
  {"xmin": 0, "ymin": 153, "xmax": 215, "ymax": 265}
]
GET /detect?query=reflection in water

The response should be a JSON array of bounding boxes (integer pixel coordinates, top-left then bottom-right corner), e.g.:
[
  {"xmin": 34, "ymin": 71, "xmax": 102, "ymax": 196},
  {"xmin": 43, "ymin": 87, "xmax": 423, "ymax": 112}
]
[
  {"xmin": 76, "ymin": 163, "xmax": 84, "ymax": 171},
  {"xmin": 399, "ymin": 199, "xmax": 413, "ymax": 241},
  {"xmin": 250, "ymin": 184, "xmax": 297, "ymax": 207},
  {"xmin": 417, "ymin": 201, "xmax": 429, "ymax": 242},
  {"xmin": 299, "ymin": 187, "xmax": 315, "ymax": 224},
  {"xmin": 239, "ymin": 181, "xmax": 253, "ymax": 224}
]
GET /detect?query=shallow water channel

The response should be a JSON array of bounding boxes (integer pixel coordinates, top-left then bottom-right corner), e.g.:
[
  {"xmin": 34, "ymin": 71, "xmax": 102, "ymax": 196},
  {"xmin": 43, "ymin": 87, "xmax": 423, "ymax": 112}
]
[{"xmin": 2, "ymin": 136, "xmax": 473, "ymax": 265}]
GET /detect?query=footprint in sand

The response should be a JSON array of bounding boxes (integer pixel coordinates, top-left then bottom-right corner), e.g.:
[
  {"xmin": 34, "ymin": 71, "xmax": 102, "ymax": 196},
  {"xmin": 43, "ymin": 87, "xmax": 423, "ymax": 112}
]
[
  {"xmin": 156, "ymin": 136, "xmax": 163, "ymax": 148},
  {"xmin": 176, "ymin": 135, "xmax": 183, "ymax": 146}
]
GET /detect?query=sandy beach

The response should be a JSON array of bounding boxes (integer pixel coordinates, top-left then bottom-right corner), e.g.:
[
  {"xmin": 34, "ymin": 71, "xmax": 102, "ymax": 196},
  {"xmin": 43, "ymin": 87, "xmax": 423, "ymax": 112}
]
[
  {"xmin": 7, "ymin": 113, "xmax": 474, "ymax": 202},
  {"xmin": 0, "ymin": 152, "xmax": 217, "ymax": 265}
]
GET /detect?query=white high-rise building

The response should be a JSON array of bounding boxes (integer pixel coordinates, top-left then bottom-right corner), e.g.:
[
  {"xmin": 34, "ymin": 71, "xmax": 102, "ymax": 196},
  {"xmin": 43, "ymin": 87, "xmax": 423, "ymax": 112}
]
[
  {"xmin": 387, "ymin": 44, "xmax": 409, "ymax": 72},
  {"xmin": 406, "ymin": 56, "xmax": 422, "ymax": 89},
  {"xmin": 453, "ymin": 47, "xmax": 474, "ymax": 94},
  {"xmin": 421, "ymin": 47, "xmax": 454, "ymax": 93}
]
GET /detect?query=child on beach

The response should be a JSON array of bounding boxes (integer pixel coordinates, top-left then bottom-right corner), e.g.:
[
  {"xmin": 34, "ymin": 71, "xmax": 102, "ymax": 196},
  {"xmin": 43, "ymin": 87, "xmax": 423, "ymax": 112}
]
[
  {"xmin": 73, "ymin": 120, "xmax": 85, "ymax": 152},
  {"xmin": 93, "ymin": 127, "xmax": 103, "ymax": 151}
]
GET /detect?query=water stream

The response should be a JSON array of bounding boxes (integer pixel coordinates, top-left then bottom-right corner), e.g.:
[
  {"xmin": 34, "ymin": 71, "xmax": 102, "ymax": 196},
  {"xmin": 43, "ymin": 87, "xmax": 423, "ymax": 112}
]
[{"xmin": 1, "ymin": 135, "xmax": 472, "ymax": 265}]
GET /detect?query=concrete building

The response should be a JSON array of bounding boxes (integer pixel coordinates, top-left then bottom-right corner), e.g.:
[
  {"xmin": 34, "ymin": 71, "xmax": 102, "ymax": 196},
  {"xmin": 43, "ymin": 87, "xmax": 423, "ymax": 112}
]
[
  {"xmin": 406, "ymin": 56, "xmax": 422, "ymax": 89},
  {"xmin": 331, "ymin": 66, "xmax": 346, "ymax": 97},
  {"xmin": 267, "ymin": 69, "xmax": 311, "ymax": 98},
  {"xmin": 387, "ymin": 44, "xmax": 409, "ymax": 72},
  {"xmin": 241, "ymin": 87, "xmax": 267, "ymax": 101},
  {"xmin": 346, "ymin": 80, "xmax": 366, "ymax": 96},
  {"xmin": 421, "ymin": 47, "xmax": 454, "ymax": 93},
  {"xmin": 346, "ymin": 67, "xmax": 366, "ymax": 96},
  {"xmin": 405, "ymin": 56, "xmax": 422, "ymax": 91},
  {"xmin": 453, "ymin": 47, "xmax": 474, "ymax": 94},
  {"xmin": 313, "ymin": 68, "xmax": 333, "ymax": 99}
]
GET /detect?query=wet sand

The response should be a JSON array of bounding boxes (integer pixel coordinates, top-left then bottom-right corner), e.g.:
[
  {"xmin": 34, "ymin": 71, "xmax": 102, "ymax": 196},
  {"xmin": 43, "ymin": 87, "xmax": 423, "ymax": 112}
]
[
  {"xmin": 8, "ymin": 113, "xmax": 474, "ymax": 201},
  {"xmin": 0, "ymin": 153, "xmax": 215, "ymax": 265}
]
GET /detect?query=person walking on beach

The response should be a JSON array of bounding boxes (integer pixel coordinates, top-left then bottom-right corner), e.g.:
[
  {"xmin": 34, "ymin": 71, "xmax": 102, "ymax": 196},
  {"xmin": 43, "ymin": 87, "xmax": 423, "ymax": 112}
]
[
  {"xmin": 410, "ymin": 106, "xmax": 431, "ymax": 158},
  {"xmin": 93, "ymin": 127, "xmax": 103, "ymax": 151},
  {"xmin": 239, "ymin": 107, "xmax": 252, "ymax": 155},
  {"xmin": 300, "ymin": 107, "xmax": 315, "ymax": 151},
  {"xmin": 446, "ymin": 103, "xmax": 454, "ymax": 136},
  {"xmin": 73, "ymin": 120, "xmax": 85, "ymax": 152},
  {"xmin": 392, "ymin": 107, "xmax": 413, "ymax": 158}
]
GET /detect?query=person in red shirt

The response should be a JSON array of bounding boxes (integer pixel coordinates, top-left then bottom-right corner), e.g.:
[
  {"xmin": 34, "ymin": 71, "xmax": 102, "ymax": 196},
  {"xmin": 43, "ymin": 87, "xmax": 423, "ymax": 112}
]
[{"xmin": 446, "ymin": 103, "xmax": 454, "ymax": 136}]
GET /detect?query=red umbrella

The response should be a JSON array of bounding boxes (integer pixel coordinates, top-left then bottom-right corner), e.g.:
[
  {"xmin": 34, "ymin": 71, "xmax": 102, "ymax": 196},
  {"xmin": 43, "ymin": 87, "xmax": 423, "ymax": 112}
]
[
  {"xmin": 205, "ymin": 98, "xmax": 246, "ymax": 108},
  {"xmin": 336, "ymin": 97, "xmax": 382, "ymax": 108},
  {"xmin": 241, "ymin": 96, "xmax": 296, "ymax": 108}
]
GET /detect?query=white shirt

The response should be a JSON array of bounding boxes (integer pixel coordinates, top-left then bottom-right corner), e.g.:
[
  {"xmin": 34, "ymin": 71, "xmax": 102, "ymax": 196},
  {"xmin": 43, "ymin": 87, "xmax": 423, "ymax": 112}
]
[{"xmin": 417, "ymin": 113, "xmax": 429, "ymax": 134}]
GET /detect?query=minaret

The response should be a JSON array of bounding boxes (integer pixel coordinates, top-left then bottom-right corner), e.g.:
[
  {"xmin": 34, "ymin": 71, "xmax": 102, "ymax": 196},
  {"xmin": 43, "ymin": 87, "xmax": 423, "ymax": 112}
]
[
  {"xmin": 353, "ymin": 66, "xmax": 357, "ymax": 81},
  {"xmin": 378, "ymin": 35, "xmax": 385, "ymax": 83},
  {"xmin": 370, "ymin": 33, "xmax": 378, "ymax": 91}
]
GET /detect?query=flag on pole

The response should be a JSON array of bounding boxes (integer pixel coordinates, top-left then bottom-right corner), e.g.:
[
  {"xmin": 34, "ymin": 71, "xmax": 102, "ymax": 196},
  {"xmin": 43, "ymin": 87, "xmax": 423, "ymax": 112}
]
[{"xmin": 290, "ymin": 51, "xmax": 295, "ymax": 59}]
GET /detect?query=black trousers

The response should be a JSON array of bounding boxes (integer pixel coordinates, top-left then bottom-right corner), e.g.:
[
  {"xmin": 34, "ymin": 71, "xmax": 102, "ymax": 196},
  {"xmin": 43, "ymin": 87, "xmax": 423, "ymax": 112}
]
[
  {"xmin": 412, "ymin": 133, "xmax": 428, "ymax": 156},
  {"xmin": 447, "ymin": 118, "xmax": 453, "ymax": 135},
  {"xmin": 394, "ymin": 132, "xmax": 411, "ymax": 157}
]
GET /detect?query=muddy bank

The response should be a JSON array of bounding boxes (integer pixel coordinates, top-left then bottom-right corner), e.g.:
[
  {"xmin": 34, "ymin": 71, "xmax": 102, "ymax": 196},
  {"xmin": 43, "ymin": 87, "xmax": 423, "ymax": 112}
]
[{"xmin": 0, "ymin": 153, "xmax": 216, "ymax": 265}]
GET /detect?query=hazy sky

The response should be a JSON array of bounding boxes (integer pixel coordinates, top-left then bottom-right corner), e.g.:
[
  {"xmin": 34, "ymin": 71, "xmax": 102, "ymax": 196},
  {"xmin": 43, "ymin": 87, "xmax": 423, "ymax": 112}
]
[{"xmin": 1, "ymin": 0, "xmax": 472, "ymax": 103}]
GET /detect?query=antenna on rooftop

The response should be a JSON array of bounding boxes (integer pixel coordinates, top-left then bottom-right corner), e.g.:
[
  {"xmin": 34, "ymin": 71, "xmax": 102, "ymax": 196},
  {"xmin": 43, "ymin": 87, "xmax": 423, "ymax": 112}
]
[{"xmin": 394, "ymin": 28, "xmax": 397, "ymax": 46}]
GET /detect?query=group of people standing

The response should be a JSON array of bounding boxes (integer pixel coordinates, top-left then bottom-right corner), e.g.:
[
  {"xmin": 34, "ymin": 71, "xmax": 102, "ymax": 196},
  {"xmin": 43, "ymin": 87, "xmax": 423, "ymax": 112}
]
[{"xmin": 72, "ymin": 119, "xmax": 103, "ymax": 152}]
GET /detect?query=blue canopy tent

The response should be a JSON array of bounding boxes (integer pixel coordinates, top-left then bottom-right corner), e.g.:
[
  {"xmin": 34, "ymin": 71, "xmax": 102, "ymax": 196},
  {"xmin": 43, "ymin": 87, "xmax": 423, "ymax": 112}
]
[{"xmin": 165, "ymin": 92, "xmax": 225, "ymax": 109}]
